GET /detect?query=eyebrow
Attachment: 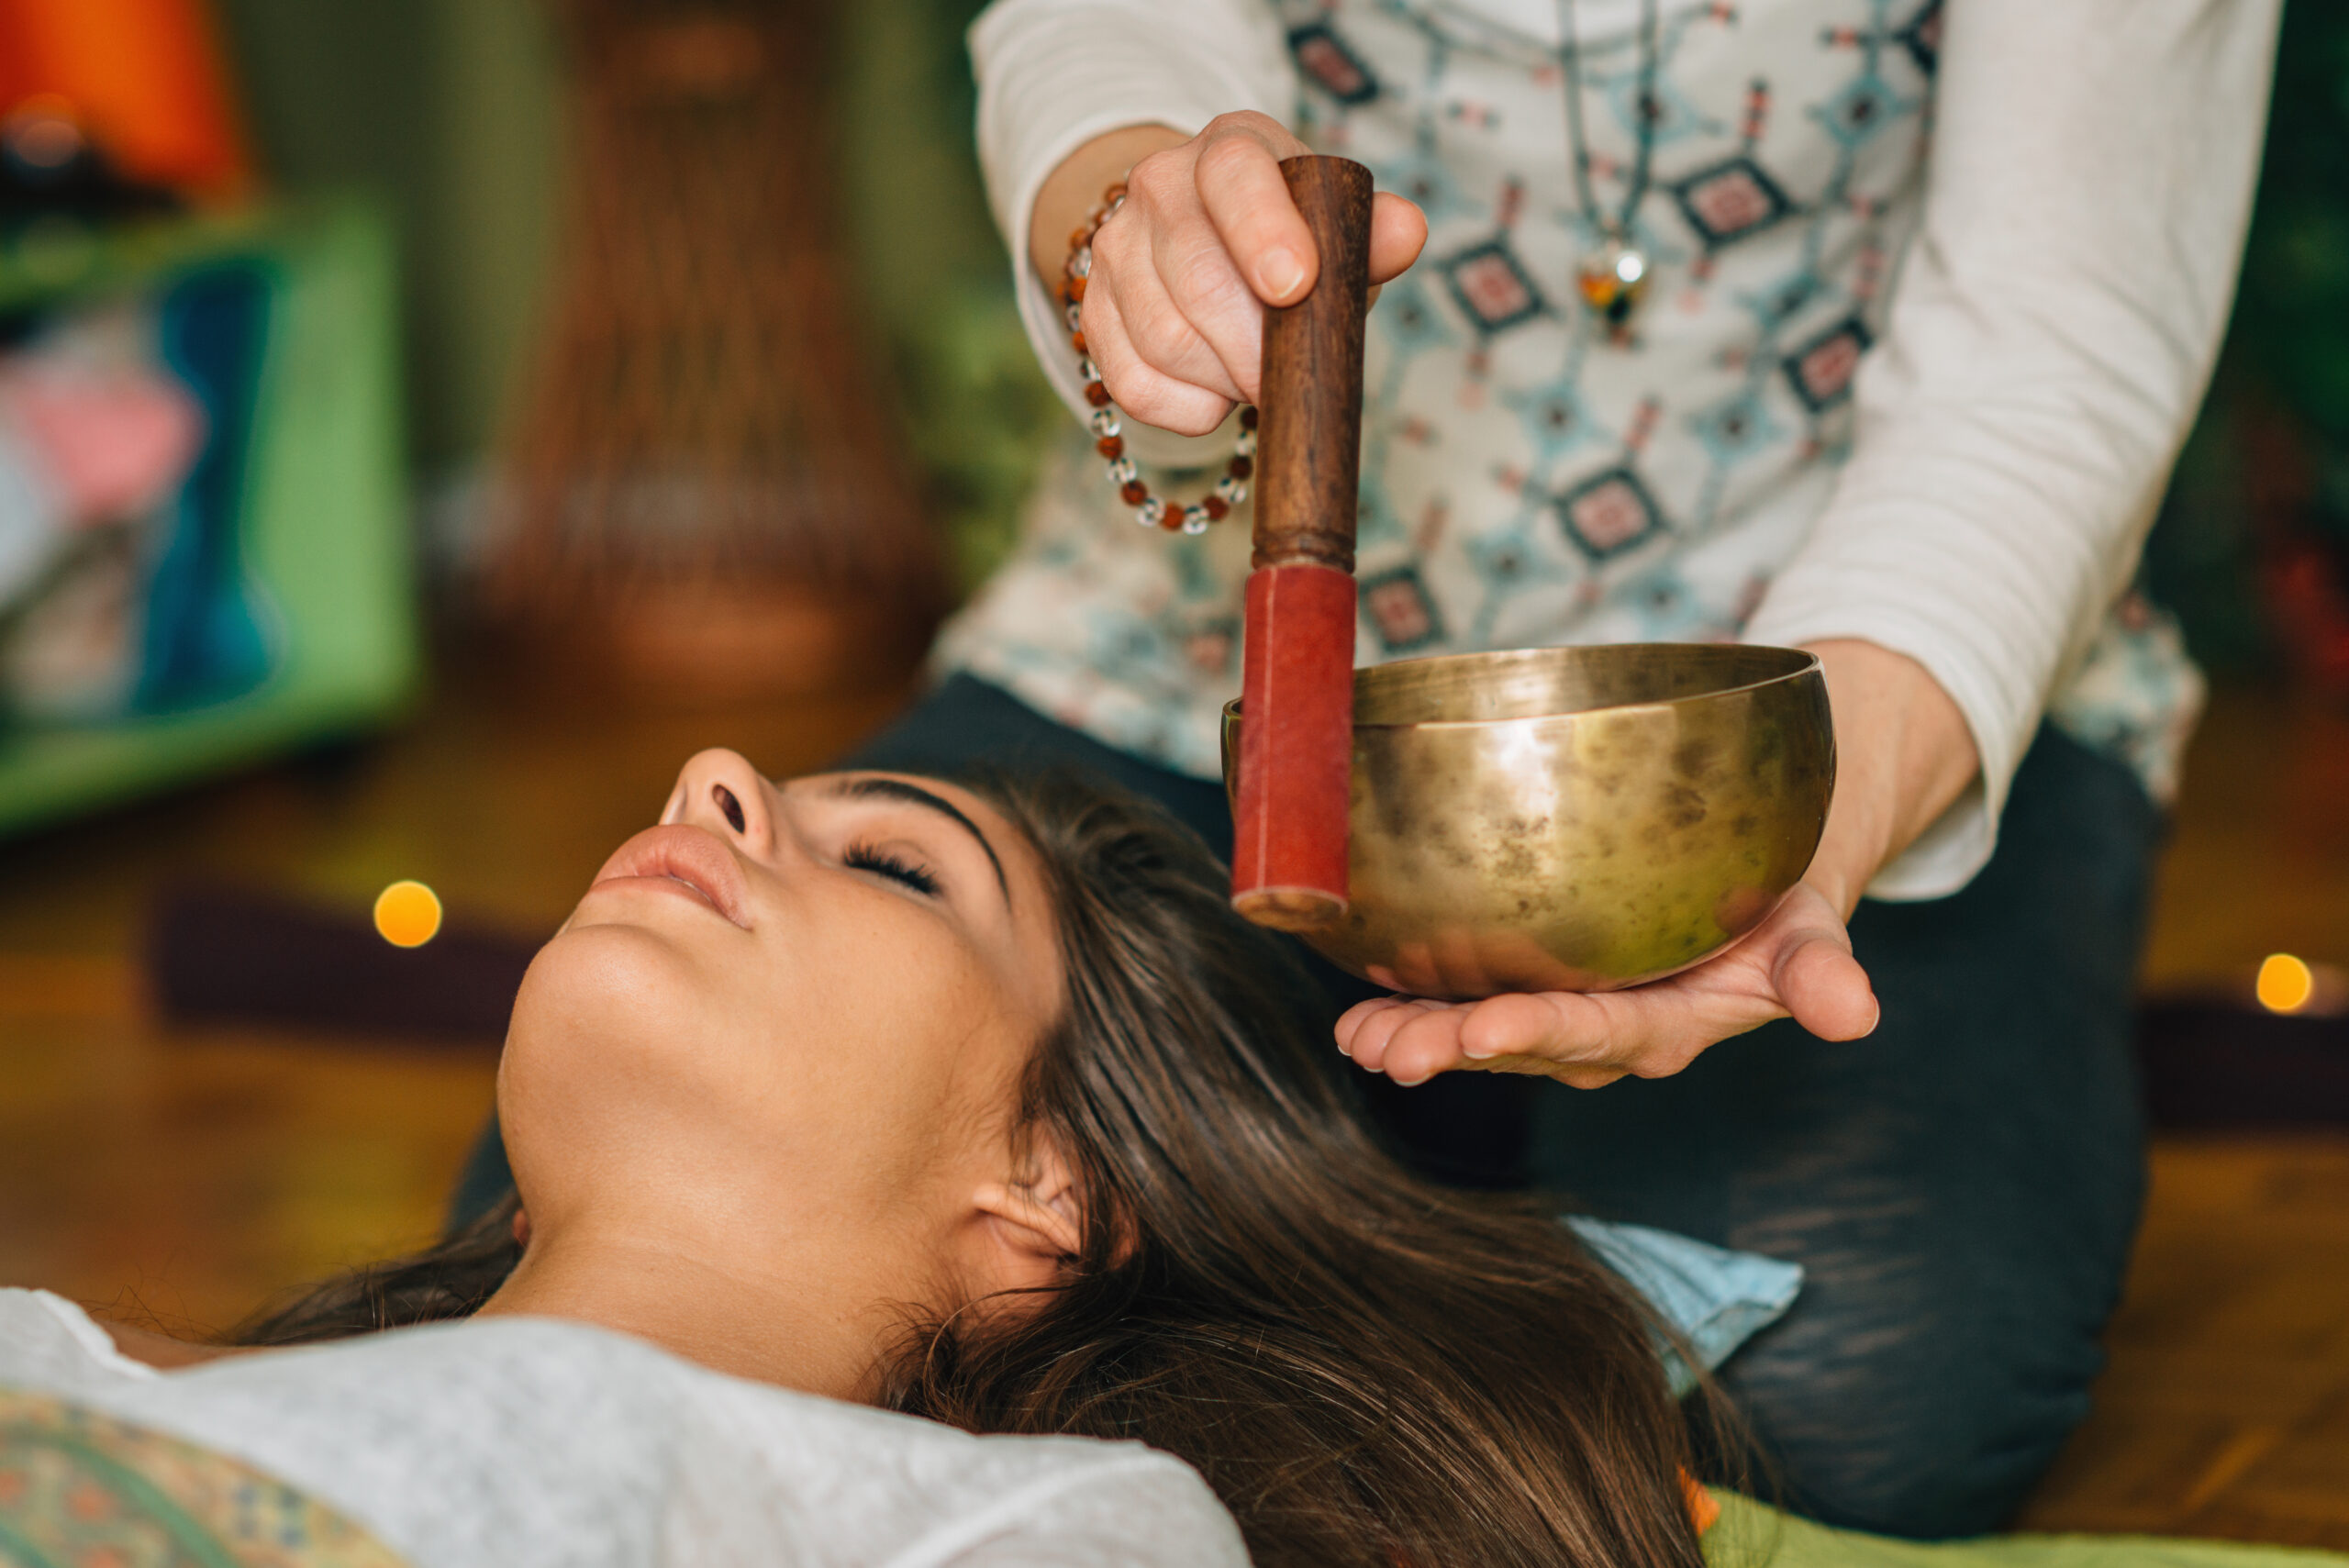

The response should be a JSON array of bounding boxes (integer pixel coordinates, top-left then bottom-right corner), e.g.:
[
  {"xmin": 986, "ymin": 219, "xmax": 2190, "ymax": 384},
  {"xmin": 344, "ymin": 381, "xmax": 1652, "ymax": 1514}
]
[{"xmin": 827, "ymin": 776, "xmax": 1011, "ymax": 905}]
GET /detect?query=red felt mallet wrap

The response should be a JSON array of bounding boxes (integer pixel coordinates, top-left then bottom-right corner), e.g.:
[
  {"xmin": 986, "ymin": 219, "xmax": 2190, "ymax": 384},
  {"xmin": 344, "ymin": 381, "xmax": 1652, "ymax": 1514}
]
[
  {"xmin": 1231, "ymin": 562, "xmax": 1356, "ymax": 924},
  {"xmin": 1230, "ymin": 155, "xmax": 1375, "ymax": 931}
]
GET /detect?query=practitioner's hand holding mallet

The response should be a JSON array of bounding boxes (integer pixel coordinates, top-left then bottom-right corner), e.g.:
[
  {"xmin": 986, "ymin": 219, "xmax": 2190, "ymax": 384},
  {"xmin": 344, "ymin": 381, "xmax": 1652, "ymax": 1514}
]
[{"xmin": 1032, "ymin": 114, "xmax": 1428, "ymax": 435}]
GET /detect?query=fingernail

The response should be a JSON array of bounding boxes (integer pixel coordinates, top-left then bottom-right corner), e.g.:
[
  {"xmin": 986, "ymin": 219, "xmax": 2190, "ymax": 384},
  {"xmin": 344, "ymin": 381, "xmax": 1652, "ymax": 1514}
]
[
  {"xmin": 1461, "ymin": 1042, "xmax": 1496, "ymax": 1061},
  {"xmin": 1257, "ymin": 248, "xmax": 1305, "ymax": 300}
]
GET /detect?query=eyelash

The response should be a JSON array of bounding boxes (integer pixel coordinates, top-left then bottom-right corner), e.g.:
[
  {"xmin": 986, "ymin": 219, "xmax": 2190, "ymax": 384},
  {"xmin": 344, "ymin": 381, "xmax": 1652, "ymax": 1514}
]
[{"xmin": 842, "ymin": 840, "xmax": 941, "ymax": 897}]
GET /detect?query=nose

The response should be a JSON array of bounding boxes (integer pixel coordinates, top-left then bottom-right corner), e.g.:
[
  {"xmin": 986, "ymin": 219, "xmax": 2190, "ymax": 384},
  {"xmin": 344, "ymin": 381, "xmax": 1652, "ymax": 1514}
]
[{"xmin": 662, "ymin": 749, "xmax": 776, "ymax": 855}]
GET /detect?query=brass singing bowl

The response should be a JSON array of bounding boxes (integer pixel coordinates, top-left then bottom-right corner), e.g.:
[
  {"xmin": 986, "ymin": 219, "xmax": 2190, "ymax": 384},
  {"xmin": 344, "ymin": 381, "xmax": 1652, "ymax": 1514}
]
[{"xmin": 1221, "ymin": 644, "xmax": 1835, "ymax": 999}]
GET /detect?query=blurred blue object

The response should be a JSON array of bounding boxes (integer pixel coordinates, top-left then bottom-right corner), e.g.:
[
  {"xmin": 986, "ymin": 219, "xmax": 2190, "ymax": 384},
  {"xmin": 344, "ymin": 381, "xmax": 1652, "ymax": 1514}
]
[{"xmin": 136, "ymin": 261, "xmax": 272, "ymax": 712}]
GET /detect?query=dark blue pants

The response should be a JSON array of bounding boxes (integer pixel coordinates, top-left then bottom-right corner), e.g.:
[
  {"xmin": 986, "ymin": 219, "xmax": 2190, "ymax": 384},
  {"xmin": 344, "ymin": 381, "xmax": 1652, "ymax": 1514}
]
[{"xmin": 456, "ymin": 672, "xmax": 2155, "ymax": 1538}]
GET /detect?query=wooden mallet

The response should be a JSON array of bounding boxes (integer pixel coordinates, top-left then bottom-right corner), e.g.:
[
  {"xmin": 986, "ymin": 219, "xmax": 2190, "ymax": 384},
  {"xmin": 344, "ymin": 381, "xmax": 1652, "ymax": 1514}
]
[{"xmin": 1230, "ymin": 155, "xmax": 1374, "ymax": 930}]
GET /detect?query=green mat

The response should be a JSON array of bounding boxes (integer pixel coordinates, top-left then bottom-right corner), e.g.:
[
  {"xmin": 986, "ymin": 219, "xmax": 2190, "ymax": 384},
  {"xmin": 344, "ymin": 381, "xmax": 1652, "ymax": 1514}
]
[{"xmin": 1707, "ymin": 1492, "xmax": 2348, "ymax": 1567}]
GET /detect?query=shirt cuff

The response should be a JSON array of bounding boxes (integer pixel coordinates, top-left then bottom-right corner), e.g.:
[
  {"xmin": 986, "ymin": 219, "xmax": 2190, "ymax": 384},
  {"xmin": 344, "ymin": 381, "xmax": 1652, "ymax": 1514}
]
[{"xmin": 1742, "ymin": 597, "xmax": 2014, "ymax": 903}]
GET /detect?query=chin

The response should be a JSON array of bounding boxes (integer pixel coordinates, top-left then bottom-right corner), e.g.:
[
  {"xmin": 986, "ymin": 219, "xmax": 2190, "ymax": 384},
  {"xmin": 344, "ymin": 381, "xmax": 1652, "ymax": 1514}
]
[
  {"xmin": 500, "ymin": 921, "xmax": 740, "ymax": 1197},
  {"xmin": 507, "ymin": 921, "xmax": 708, "ymax": 1067}
]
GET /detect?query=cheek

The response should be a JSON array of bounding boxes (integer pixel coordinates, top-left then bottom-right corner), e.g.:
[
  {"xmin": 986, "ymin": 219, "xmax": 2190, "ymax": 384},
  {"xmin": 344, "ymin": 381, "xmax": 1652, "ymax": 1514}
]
[{"xmin": 778, "ymin": 913, "xmax": 1029, "ymax": 1166}]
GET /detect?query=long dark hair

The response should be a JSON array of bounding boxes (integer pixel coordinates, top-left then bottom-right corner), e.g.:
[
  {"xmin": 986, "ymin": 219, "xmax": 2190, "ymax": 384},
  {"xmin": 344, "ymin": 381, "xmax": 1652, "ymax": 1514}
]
[{"xmin": 236, "ymin": 772, "xmax": 1709, "ymax": 1567}]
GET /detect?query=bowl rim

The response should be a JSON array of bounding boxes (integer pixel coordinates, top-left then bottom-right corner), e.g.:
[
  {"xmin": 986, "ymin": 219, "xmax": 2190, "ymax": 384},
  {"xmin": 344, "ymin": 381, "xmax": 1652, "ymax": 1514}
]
[{"xmin": 1219, "ymin": 642, "xmax": 1825, "ymax": 732}]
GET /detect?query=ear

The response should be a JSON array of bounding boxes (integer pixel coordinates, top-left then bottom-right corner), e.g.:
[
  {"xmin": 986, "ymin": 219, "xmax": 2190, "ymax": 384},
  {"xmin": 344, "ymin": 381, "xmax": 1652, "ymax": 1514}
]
[
  {"xmin": 970, "ymin": 1141, "xmax": 1085, "ymax": 1286},
  {"xmin": 512, "ymin": 1206, "xmax": 532, "ymax": 1249}
]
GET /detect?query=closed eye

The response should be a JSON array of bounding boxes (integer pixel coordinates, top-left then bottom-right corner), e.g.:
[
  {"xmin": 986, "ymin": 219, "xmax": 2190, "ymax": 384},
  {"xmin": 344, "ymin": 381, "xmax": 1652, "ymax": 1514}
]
[{"xmin": 843, "ymin": 840, "xmax": 942, "ymax": 898}]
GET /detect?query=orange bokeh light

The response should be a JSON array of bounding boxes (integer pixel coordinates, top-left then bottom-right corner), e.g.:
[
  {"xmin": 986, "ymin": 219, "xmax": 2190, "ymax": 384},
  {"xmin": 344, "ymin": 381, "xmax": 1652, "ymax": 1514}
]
[
  {"xmin": 2254, "ymin": 953, "xmax": 2315, "ymax": 1015},
  {"xmin": 373, "ymin": 881, "xmax": 442, "ymax": 949}
]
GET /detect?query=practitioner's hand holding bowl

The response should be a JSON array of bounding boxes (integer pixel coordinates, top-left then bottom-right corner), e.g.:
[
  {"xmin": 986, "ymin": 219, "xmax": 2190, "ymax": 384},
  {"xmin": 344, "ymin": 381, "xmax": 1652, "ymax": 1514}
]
[{"xmin": 1335, "ymin": 640, "xmax": 1979, "ymax": 1090}]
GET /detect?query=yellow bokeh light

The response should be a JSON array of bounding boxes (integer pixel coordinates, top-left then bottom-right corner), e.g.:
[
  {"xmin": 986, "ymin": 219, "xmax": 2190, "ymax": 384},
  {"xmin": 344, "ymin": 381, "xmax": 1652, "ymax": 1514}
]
[
  {"xmin": 373, "ymin": 880, "xmax": 443, "ymax": 949},
  {"xmin": 2254, "ymin": 952, "xmax": 2314, "ymax": 1015}
]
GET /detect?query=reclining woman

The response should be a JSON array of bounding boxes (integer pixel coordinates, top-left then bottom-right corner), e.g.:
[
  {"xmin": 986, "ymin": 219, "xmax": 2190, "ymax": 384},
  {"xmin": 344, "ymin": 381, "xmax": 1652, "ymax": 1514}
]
[{"xmin": 1, "ymin": 749, "xmax": 1731, "ymax": 1568}]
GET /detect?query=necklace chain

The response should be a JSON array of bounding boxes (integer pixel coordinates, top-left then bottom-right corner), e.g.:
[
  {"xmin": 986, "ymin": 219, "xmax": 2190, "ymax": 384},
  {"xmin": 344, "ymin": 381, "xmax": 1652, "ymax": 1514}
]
[
  {"xmin": 1557, "ymin": 0, "xmax": 1661, "ymax": 239},
  {"xmin": 1557, "ymin": 0, "xmax": 1662, "ymax": 331}
]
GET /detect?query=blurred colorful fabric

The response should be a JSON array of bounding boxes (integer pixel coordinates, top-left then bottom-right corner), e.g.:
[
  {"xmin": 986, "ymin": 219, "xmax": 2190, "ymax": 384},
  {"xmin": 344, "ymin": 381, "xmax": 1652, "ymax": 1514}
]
[
  {"xmin": 0, "ymin": 0, "xmax": 250, "ymax": 201},
  {"xmin": 0, "ymin": 1386, "xmax": 411, "ymax": 1568},
  {"xmin": 0, "ymin": 263, "xmax": 276, "ymax": 724}
]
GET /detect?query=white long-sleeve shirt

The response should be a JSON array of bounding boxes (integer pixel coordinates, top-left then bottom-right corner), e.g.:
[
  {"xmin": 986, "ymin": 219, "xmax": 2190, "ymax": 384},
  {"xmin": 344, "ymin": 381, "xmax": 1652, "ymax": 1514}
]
[{"xmin": 938, "ymin": 0, "xmax": 2277, "ymax": 896}]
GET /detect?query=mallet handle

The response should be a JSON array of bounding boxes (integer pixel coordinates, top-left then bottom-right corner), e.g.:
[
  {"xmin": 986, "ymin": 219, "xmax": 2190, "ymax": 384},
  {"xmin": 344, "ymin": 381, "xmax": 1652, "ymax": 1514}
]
[
  {"xmin": 1230, "ymin": 155, "xmax": 1374, "ymax": 931},
  {"xmin": 1252, "ymin": 156, "xmax": 1374, "ymax": 574}
]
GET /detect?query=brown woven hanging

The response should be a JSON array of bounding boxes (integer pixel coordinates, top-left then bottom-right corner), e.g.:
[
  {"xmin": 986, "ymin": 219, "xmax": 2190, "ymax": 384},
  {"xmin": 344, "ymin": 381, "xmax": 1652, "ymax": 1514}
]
[{"xmin": 488, "ymin": 0, "xmax": 944, "ymax": 698}]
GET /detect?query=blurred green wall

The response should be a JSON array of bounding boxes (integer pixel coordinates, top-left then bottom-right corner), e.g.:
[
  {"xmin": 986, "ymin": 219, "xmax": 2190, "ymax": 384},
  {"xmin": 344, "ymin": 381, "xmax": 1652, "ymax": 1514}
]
[{"xmin": 836, "ymin": 0, "xmax": 1061, "ymax": 584}]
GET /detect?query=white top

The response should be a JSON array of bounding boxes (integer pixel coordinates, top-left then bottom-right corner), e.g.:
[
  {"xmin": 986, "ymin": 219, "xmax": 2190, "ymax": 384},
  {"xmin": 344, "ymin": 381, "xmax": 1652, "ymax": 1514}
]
[
  {"xmin": 941, "ymin": 0, "xmax": 2277, "ymax": 896},
  {"xmin": 0, "ymin": 1289, "xmax": 1248, "ymax": 1568}
]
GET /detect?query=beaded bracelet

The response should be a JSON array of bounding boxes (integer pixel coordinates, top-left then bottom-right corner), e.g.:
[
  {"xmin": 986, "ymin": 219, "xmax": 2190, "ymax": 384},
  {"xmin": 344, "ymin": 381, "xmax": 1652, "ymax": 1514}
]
[{"xmin": 1061, "ymin": 183, "xmax": 1257, "ymax": 534}]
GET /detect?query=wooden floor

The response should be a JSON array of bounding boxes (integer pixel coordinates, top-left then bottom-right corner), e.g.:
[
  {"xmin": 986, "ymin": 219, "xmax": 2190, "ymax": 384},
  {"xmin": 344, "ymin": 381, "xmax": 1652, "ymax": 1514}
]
[
  {"xmin": 0, "ymin": 662, "xmax": 2343, "ymax": 1545},
  {"xmin": 2016, "ymin": 1136, "xmax": 2349, "ymax": 1547}
]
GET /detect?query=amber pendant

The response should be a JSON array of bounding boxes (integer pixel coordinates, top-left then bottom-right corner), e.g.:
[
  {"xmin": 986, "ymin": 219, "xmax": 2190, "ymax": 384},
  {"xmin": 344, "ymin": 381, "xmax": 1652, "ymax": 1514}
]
[{"xmin": 1576, "ymin": 236, "xmax": 1651, "ymax": 331}]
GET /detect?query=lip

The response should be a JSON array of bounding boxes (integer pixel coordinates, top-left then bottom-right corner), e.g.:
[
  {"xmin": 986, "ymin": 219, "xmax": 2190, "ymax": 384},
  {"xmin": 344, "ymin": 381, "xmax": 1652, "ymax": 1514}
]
[{"xmin": 588, "ymin": 824, "xmax": 752, "ymax": 930}]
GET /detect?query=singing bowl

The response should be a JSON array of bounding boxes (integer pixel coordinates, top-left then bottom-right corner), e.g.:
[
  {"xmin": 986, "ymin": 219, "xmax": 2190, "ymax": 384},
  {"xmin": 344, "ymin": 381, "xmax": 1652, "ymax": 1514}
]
[{"xmin": 1221, "ymin": 644, "xmax": 1834, "ymax": 999}]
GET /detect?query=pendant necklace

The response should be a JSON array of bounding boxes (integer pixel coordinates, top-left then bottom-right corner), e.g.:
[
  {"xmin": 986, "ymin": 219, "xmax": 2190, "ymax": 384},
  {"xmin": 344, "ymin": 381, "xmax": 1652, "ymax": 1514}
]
[{"xmin": 1556, "ymin": 0, "xmax": 1661, "ymax": 333}]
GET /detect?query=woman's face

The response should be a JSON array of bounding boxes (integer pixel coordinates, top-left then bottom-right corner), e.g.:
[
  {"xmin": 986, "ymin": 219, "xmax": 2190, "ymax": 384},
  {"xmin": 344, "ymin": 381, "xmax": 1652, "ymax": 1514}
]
[{"xmin": 496, "ymin": 749, "xmax": 1074, "ymax": 1383}]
